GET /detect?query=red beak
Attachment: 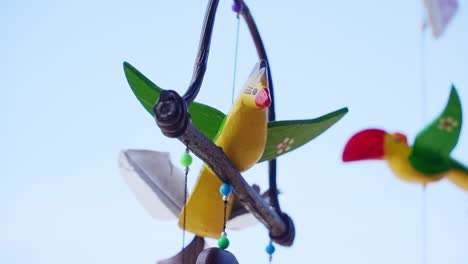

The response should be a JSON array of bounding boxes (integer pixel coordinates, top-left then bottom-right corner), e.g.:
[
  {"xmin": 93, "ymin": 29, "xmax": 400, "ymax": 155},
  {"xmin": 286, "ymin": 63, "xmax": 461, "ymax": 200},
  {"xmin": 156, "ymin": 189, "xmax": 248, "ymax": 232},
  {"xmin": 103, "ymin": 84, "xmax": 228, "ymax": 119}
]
[
  {"xmin": 342, "ymin": 129, "xmax": 386, "ymax": 162},
  {"xmin": 255, "ymin": 88, "xmax": 271, "ymax": 108}
]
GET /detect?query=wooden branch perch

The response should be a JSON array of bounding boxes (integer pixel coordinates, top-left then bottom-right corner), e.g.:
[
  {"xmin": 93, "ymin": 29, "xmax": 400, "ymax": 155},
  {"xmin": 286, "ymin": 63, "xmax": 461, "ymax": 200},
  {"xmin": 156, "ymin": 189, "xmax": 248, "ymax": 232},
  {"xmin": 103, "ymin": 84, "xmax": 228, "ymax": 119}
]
[{"xmin": 153, "ymin": 90, "xmax": 295, "ymax": 246}]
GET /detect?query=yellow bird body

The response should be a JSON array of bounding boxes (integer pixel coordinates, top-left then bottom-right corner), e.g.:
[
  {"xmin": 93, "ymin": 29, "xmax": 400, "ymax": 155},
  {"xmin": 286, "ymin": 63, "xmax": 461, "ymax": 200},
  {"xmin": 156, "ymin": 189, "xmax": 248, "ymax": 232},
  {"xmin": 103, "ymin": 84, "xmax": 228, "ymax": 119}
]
[
  {"xmin": 179, "ymin": 61, "xmax": 271, "ymax": 238},
  {"xmin": 383, "ymin": 134, "xmax": 468, "ymax": 189},
  {"xmin": 383, "ymin": 134, "xmax": 446, "ymax": 184}
]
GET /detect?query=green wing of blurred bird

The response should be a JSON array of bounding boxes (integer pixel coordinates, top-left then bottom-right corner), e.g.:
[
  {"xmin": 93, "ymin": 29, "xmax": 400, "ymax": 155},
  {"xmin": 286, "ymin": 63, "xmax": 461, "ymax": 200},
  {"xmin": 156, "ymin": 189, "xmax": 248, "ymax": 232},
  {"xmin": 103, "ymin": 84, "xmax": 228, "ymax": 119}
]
[{"xmin": 409, "ymin": 85, "xmax": 463, "ymax": 174}]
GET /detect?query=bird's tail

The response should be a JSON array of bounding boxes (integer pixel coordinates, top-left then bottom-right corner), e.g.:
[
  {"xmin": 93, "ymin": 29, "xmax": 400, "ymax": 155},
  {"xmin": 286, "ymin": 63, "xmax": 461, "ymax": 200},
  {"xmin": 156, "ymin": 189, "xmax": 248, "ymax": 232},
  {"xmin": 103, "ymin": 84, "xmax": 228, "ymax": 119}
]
[
  {"xmin": 446, "ymin": 170, "xmax": 468, "ymax": 191},
  {"xmin": 178, "ymin": 165, "xmax": 234, "ymax": 238}
]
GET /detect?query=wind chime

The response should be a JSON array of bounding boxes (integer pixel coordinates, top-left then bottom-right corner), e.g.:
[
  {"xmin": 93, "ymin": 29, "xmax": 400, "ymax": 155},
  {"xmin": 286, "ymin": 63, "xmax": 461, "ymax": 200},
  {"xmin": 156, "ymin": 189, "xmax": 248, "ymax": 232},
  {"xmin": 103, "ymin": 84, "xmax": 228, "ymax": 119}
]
[
  {"xmin": 120, "ymin": 0, "xmax": 349, "ymax": 263},
  {"xmin": 119, "ymin": 0, "xmax": 466, "ymax": 263}
]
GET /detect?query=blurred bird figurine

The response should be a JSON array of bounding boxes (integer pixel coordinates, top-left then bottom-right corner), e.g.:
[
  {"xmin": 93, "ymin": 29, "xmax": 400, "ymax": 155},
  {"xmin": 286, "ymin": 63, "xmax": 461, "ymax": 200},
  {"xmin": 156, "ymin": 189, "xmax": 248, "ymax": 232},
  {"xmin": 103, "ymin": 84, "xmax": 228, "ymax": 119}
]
[{"xmin": 343, "ymin": 85, "xmax": 467, "ymax": 190}]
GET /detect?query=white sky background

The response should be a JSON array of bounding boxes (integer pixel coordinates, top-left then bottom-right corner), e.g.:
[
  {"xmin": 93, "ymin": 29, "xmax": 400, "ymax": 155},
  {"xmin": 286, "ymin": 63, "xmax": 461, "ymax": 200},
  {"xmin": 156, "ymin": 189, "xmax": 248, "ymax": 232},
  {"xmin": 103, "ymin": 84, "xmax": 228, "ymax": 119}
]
[{"xmin": 3, "ymin": 0, "xmax": 468, "ymax": 263}]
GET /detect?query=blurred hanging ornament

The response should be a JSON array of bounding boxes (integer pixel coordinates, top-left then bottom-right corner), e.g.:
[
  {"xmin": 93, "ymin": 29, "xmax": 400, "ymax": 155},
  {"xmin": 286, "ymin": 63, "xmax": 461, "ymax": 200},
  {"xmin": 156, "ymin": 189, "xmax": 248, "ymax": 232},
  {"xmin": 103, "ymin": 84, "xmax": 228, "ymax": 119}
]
[{"xmin": 343, "ymin": 85, "xmax": 467, "ymax": 190}]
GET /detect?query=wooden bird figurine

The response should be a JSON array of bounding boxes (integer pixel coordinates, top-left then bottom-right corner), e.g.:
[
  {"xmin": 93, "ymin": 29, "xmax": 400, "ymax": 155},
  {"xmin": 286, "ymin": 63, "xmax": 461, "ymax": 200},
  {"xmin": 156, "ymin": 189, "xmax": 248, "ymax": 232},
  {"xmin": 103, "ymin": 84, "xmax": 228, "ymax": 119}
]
[
  {"xmin": 123, "ymin": 60, "xmax": 348, "ymax": 238},
  {"xmin": 179, "ymin": 60, "xmax": 271, "ymax": 238},
  {"xmin": 343, "ymin": 85, "xmax": 468, "ymax": 190}
]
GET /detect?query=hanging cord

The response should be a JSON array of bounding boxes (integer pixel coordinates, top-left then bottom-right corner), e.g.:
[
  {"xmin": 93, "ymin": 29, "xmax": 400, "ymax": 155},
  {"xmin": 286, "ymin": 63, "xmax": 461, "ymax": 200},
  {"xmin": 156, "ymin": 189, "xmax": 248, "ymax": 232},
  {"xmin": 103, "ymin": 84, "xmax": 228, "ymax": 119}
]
[
  {"xmin": 236, "ymin": 0, "xmax": 281, "ymax": 214},
  {"xmin": 223, "ymin": 200, "xmax": 228, "ymax": 231},
  {"xmin": 183, "ymin": 164, "xmax": 188, "ymax": 263},
  {"xmin": 234, "ymin": 1, "xmax": 283, "ymax": 259},
  {"xmin": 420, "ymin": 2, "xmax": 428, "ymax": 264},
  {"xmin": 265, "ymin": 239, "xmax": 275, "ymax": 263},
  {"xmin": 218, "ymin": 183, "xmax": 232, "ymax": 250},
  {"xmin": 180, "ymin": 146, "xmax": 193, "ymax": 263},
  {"xmin": 420, "ymin": 7, "xmax": 427, "ymax": 124},
  {"xmin": 421, "ymin": 184, "xmax": 427, "ymax": 264},
  {"xmin": 231, "ymin": 15, "xmax": 241, "ymax": 104}
]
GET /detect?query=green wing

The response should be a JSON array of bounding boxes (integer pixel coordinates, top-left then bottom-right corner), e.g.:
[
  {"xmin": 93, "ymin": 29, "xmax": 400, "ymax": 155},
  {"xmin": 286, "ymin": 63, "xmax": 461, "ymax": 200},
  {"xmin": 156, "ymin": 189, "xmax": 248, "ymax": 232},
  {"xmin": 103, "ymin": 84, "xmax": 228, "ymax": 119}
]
[
  {"xmin": 409, "ymin": 85, "xmax": 463, "ymax": 174},
  {"xmin": 123, "ymin": 62, "xmax": 226, "ymax": 141},
  {"xmin": 258, "ymin": 107, "xmax": 348, "ymax": 162}
]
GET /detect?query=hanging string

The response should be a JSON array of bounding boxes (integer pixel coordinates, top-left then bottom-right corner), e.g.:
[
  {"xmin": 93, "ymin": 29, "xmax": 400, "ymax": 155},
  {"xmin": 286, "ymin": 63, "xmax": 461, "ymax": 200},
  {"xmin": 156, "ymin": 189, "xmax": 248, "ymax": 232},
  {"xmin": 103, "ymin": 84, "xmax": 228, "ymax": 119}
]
[
  {"xmin": 265, "ymin": 240, "xmax": 275, "ymax": 263},
  {"xmin": 223, "ymin": 195, "xmax": 228, "ymax": 232},
  {"xmin": 231, "ymin": 5, "xmax": 241, "ymax": 103},
  {"xmin": 420, "ymin": 5, "xmax": 427, "ymax": 124},
  {"xmin": 421, "ymin": 184, "xmax": 427, "ymax": 264},
  {"xmin": 218, "ymin": 183, "xmax": 232, "ymax": 249},
  {"xmin": 180, "ymin": 146, "xmax": 193, "ymax": 263},
  {"xmin": 183, "ymin": 165, "xmax": 188, "ymax": 263},
  {"xmin": 420, "ymin": 2, "xmax": 428, "ymax": 264}
]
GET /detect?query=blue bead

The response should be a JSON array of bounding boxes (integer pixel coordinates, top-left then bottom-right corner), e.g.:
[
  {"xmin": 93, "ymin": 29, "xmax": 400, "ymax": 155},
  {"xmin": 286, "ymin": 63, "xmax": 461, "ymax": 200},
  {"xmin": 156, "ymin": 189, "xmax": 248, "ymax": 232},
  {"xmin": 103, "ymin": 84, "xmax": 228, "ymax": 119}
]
[
  {"xmin": 220, "ymin": 183, "xmax": 232, "ymax": 196},
  {"xmin": 265, "ymin": 243, "xmax": 275, "ymax": 255}
]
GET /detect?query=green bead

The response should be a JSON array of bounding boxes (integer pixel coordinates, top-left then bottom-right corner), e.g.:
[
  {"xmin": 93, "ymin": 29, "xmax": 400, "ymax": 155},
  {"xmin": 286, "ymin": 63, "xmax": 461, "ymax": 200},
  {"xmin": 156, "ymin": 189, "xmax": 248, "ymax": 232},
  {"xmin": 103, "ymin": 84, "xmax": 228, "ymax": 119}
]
[
  {"xmin": 180, "ymin": 152, "xmax": 192, "ymax": 166},
  {"xmin": 217, "ymin": 236, "xmax": 230, "ymax": 249}
]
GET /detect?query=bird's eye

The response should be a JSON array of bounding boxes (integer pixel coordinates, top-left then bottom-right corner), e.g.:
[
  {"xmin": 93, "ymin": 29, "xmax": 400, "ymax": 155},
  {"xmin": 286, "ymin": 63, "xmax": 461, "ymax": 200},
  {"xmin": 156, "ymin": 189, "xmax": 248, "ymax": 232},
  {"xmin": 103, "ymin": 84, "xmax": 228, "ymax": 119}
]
[
  {"xmin": 391, "ymin": 133, "xmax": 408, "ymax": 145},
  {"xmin": 252, "ymin": 88, "xmax": 257, "ymax": 95}
]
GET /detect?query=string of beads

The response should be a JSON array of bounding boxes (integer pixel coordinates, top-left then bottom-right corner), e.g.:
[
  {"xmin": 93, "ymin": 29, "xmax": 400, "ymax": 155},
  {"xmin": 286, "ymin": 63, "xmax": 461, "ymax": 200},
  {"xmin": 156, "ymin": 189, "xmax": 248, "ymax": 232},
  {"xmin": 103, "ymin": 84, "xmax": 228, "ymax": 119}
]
[
  {"xmin": 218, "ymin": 183, "xmax": 232, "ymax": 249},
  {"xmin": 180, "ymin": 147, "xmax": 192, "ymax": 263},
  {"xmin": 266, "ymin": 240, "xmax": 275, "ymax": 262}
]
